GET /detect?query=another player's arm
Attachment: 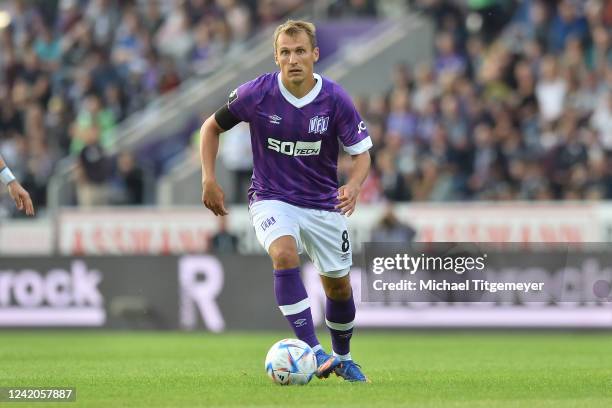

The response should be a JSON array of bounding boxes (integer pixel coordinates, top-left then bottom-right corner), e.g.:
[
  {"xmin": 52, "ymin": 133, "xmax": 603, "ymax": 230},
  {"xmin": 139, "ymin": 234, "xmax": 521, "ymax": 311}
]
[
  {"xmin": 336, "ymin": 151, "xmax": 371, "ymax": 217},
  {"xmin": 200, "ymin": 102, "xmax": 242, "ymax": 216},
  {"xmin": 0, "ymin": 155, "xmax": 35, "ymax": 216}
]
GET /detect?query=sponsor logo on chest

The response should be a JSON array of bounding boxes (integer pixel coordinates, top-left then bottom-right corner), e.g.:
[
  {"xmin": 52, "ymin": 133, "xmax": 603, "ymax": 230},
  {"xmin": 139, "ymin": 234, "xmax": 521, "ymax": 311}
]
[{"xmin": 267, "ymin": 138, "xmax": 322, "ymax": 157}]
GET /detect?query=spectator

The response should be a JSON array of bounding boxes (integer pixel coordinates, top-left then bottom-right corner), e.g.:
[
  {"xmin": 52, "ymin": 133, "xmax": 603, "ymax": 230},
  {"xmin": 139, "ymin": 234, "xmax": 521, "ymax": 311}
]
[
  {"xmin": 155, "ymin": 3, "xmax": 194, "ymax": 61},
  {"xmin": 535, "ymin": 55, "xmax": 567, "ymax": 123},
  {"xmin": 158, "ymin": 58, "xmax": 182, "ymax": 94},
  {"xmin": 523, "ymin": 0, "xmax": 551, "ymax": 49},
  {"xmin": 62, "ymin": 21, "xmax": 96, "ymax": 67},
  {"xmin": 218, "ymin": 0, "xmax": 252, "ymax": 42},
  {"xmin": 591, "ymin": 91, "xmax": 612, "ymax": 149},
  {"xmin": 377, "ymin": 148, "xmax": 411, "ymax": 202},
  {"xmin": 75, "ymin": 125, "xmax": 111, "ymax": 207},
  {"xmin": 111, "ymin": 9, "xmax": 145, "ymax": 77},
  {"xmin": 371, "ymin": 205, "xmax": 416, "ymax": 243},
  {"xmin": 142, "ymin": 1, "xmax": 163, "ymax": 35},
  {"xmin": 7, "ymin": 0, "xmax": 42, "ymax": 50},
  {"xmin": 587, "ymin": 24, "xmax": 612, "ymax": 74},
  {"xmin": 434, "ymin": 31, "xmax": 466, "ymax": 76},
  {"xmin": 33, "ymin": 25, "xmax": 61, "ymax": 71},
  {"xmin": 85, "ymin": 0, "xmax": 120, "ymax": 47},
  {"xmin": 103, "ymin": 83, "xmax": 127, "ymax": 122},
  {"xmin": 111, "ymin": 151, "xmax": 144, "ymax": 205},
  {"xmin": 412, "ymin": 63, "xmax": 439, "ymax": 114},
  {"xmin": 328, "ymin": 0, "xmax": 378, "ymax": 18},
  {"xmin": 71, "ymin": 93, "xmax": 116, "ymax": 154},
  {"xmin": 211, "ymin": 217, "xmax": 239, "ymax": 253},
  {"xmin": 548, "ymin": 0, "xmax": 589, "ymax": 53},
  {"xmin": 57, "ymin": 0, "xmax": 83, "ymax": 35},
  {"xmin": 191, "ymin": 21, "xmax": 213, "ymax": 67},
  {"xmin": 386, "ymin": 89, "xmax": 418, "ymax": 143}
]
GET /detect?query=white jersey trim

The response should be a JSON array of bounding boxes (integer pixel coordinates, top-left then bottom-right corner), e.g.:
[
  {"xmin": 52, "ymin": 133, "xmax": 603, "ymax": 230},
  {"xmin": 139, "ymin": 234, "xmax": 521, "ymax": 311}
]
[
  {"xmin": 342, "ymin": 136, "xmax": 373, "ymax": 155},
  {"xmin": 277, "ymin": 72, "xmax": 323, "ymax": 108}
]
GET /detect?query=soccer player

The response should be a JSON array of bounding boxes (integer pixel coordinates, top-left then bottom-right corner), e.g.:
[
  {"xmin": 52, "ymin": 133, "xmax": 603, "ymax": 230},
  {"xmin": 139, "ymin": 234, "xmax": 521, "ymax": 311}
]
[
  {"xmin": 0, "ymin": 155, "xmax": 35, "ymax": 216},
  {"xmin": 200, "ymin": 20, "xmax": 371, "ymax": 382}
]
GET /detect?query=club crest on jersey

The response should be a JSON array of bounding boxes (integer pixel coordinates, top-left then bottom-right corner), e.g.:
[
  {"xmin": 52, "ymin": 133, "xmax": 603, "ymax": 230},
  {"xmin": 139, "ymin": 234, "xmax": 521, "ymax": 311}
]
[{"xmin": 309, "ymin": 116, "xmax": 329, "ymax": 135}]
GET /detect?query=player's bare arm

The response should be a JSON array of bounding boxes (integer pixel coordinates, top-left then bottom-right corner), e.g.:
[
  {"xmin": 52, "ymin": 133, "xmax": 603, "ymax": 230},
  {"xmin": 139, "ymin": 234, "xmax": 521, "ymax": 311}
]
[
  {"xmin": 336, "ymin": 151, "xmax": 371, "ymax": 217},
  {"xmin": 200, "ymin": 115, "xmax": 229, "ymax": 216},
  {"xmin": 0, "ymin": 155, "xmax": 35, "ymax": 216}
]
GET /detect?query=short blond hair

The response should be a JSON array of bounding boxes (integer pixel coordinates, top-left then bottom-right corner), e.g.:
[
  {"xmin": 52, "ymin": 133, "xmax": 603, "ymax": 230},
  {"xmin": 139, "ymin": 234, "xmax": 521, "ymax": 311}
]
[{"xmin": 273, "ymin": 20, "xmax": 317, "ymax": 53}]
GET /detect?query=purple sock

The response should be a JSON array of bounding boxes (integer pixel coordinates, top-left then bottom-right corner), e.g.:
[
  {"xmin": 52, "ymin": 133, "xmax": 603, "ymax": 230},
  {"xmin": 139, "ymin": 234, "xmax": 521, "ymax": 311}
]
[
  {"xmin": 325, "ymin": 292, "xmax": 355, "ymax": 359},
  {"xmin": 274, "ymin": 267, "xmax": 320, "ymax": 349}
]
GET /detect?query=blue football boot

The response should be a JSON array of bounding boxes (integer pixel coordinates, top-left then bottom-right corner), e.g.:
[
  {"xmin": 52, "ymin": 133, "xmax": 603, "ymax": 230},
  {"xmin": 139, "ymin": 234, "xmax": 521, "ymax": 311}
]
[
  {"xmin": 335, "ymin": 360, "xmax": 369, "ymax": 382},
  {"xmin": 314, "ymin": 349, "xmax": 340, "ymax": 378}
]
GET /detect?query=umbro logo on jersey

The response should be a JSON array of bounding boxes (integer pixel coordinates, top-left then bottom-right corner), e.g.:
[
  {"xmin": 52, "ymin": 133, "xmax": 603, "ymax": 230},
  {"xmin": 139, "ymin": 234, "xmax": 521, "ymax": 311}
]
[
  {"xmin": 309, "ymin": 116, "xmax": 329, "ymax": 135},
  {"xmin": 269, "ymin": 115, "xmax": 282, "ymax": 124}
]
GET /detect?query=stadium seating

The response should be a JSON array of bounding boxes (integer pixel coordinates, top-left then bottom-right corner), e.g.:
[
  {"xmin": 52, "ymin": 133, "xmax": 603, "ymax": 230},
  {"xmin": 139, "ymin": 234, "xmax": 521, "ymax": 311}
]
[
  {"xmin": 0, "ymin": 0, "xmax": 610, "ymax": 214},
  {"xmin": 0, "ymin": 0, "xmax": 306, "ymax": 211}
]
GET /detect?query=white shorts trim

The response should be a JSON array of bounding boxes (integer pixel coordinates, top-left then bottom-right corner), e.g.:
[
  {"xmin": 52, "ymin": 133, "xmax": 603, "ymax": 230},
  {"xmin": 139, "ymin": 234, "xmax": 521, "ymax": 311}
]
[{"xmin": 318, "ymin": 267, "xmax": 350, "ymax": 278}]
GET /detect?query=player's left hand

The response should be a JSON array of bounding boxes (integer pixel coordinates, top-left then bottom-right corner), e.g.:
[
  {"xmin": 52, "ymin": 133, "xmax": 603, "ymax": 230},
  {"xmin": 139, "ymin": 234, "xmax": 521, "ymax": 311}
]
[
  {"xmin": 336, "ymin": 182, "xmax": 360, "ymax": 217},
  {"xmin": 7, "ymin": 181, "xmax": 35, "ymax": 216}
]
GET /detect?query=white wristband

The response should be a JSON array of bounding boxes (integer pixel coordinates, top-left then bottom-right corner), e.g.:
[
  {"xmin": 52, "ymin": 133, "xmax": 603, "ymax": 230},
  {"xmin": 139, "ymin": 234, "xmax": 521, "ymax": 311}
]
[{"xmin": 0, "ymin": 167, "xmax": 16, "ymax": 186}]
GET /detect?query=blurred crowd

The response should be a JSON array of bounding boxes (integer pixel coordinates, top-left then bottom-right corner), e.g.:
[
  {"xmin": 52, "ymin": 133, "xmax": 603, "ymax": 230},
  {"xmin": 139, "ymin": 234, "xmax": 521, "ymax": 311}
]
[
  {"xmin": 1, "ymin": 0, "xmax": 611, "ymax": 213},
  {"xmin": 342, "ymin": 0, "xmax": 612, "ymax": 202},
  {"xmin": 0, "ymin": 0, "xmax": 303, "ymax": 211}
]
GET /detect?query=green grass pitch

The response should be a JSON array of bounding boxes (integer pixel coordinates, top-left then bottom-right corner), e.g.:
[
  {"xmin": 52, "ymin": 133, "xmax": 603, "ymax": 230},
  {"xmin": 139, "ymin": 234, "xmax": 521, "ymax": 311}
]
[{"xmin": 1, "ymin": 331, "xmax": 611, "ymax": 407}]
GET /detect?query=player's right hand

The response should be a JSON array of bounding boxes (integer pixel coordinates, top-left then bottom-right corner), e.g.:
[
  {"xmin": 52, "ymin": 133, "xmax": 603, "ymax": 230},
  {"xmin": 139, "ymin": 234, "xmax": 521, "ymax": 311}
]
[
  {"xmin": 7, "ymin": 181, "xmax": 35, "ymax": 216},
  {"xmin": 202, "ymin": 180, "xmax": 228, "ymax": 216}
]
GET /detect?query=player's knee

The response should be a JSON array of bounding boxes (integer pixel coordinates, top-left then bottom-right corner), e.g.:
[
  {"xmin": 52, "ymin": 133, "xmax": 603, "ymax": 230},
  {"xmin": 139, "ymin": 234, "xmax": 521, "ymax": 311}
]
[
  {"xmin": 269, "ymin": 247, "xmax": 299, "ymax": 269},
  {"xmin": 324, "ymin": 281, "xmax": 352, "ymax": 301},
  {"xmin": 268, "ymin": 236, "xmax": 300, "ymax": 269}
]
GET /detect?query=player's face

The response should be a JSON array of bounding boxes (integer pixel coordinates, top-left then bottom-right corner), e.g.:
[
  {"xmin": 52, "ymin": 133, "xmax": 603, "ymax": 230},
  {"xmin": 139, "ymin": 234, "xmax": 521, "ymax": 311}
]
[{"xmin": 275, "ymin": 31, "xmax": 319, "ymax": 85}]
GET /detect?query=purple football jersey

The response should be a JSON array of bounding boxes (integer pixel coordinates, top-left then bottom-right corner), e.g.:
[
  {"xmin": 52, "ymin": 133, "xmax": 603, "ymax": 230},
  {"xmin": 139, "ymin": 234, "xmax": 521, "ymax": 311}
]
[{"xmin": 227, "ymin": 72, "xmax": 372, "ymax": 211}]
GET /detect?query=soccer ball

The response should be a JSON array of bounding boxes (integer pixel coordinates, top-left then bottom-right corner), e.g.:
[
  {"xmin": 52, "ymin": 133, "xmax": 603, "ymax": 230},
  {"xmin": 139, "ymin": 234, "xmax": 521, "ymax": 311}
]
[{"xmin": 264, "ymin": 338, "xmax": 317, "ymax": 385}]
